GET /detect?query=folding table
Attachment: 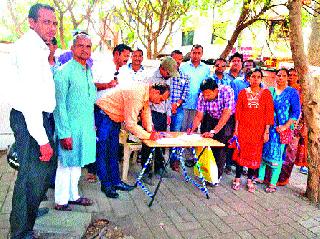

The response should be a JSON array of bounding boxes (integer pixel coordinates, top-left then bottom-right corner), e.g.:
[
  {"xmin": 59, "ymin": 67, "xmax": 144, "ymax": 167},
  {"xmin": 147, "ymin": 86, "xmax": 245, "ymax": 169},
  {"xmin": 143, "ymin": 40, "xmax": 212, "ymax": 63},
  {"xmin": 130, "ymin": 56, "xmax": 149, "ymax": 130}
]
[{"xmin": 135, "ymin": 132, "xmax": 225, "ymax": 207}]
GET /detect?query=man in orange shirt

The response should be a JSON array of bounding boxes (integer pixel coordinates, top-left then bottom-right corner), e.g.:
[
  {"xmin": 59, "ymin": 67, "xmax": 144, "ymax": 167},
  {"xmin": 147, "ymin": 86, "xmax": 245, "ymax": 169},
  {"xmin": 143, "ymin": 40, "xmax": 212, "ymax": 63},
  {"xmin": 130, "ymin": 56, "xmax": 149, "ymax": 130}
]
[{"xmin": 96, "ymin": 82, "xmax": 170, "ymax": 198}]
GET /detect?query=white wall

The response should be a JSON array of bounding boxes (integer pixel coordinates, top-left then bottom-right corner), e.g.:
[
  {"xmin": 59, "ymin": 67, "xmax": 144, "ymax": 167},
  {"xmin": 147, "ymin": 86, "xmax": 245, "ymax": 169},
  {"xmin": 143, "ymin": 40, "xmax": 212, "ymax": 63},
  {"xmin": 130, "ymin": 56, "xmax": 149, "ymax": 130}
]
[{"xmin": 0, "ymin": 44, "xmax": 14, "ymax": 150}]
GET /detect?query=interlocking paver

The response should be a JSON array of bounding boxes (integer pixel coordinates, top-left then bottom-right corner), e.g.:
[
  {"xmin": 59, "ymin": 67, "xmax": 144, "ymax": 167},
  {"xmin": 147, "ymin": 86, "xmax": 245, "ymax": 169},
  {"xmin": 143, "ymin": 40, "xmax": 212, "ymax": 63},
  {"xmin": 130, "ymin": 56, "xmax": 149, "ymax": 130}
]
[
  {"xmin": 221, "ymin": 214, "xmax": 247, "ymax": 224},
  {"xmin": 161, "ymin": 223, "xmax": 184, "ymax": 239},
  {"xmin": 309, "ymin": 225, "xmax": 320, "ymax": 235},
  {"xmin": 210, "ymin": 217, "xmax": 233, "ymax": 234},
  {"xmin": 180, "ymin": 228, "xmax": 209, "ymax": 239},
  {"xmin": 210, "ymin": 205, "xmax": 229, "ymax": 217},
  {"xmin": 175, "ymin": 221, "xmax": 202, "ymax": 232},
  {"xmin": 290, "ymin": 221, "xmax": 318, "ymax": 238},
  {"xmin": 299, "ymin": 218, "xmax": 320, "ymax": 229},
  {"xmin": 200, "ymin": 220, "xmax": 220, "ymax": 237},
  {"xmin": 0, "ymin": 213, "xmax": 10, "ymax": 229},
  {"xmin": 247, "ymin": 228, "xmax": 268, "ymax": 239},
  {"xmin": 149, "ymin": 225, "xmax": 170, "ymax": 239},
  {"xmin": 229, "ymin": 221, "xmax": 256, "ymax": 232},
  {"xmin": 1, "ymin": 152, "xmax": 319, "ymax": 238},
  {"xmin": 237, "ymin": 230, "xmax": 255, "ymax": 239}
]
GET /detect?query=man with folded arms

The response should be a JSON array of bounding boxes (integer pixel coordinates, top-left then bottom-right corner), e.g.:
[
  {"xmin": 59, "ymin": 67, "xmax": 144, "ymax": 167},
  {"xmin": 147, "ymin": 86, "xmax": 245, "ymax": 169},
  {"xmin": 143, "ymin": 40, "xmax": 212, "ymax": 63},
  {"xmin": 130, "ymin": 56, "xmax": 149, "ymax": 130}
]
[{"xmin": 96, "ymin": 82, "xmax": 170, "ymax": 198}]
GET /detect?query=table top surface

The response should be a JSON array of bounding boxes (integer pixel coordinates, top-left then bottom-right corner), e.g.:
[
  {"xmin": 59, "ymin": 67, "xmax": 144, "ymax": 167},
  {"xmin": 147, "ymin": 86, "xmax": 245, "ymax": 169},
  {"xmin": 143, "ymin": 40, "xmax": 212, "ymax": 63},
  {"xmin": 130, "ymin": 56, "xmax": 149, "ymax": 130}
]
[{"xmin": 142, "ymin": 132, "xmax": 225, "ymax": 148}]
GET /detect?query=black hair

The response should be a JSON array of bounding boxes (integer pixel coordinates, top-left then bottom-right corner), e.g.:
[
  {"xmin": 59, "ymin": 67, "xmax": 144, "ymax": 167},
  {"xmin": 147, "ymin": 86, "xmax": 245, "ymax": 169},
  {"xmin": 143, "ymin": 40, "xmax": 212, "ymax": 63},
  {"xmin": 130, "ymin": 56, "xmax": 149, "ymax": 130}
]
[
  {"xmin": 28, "ymin": 3, "xmax": 55, "ymax": 21},
  {"xmin": 51, "ymin": 37, "xmax": 57, "ymax": 45},
  {"xmin": 200, "ymin": 77, "xmax": 218, "ymax": 91},
  {"xmin": 151, "ymin": 83, "xmax": 170, "ymax": 95},
  {"xmin": 171, "ymin": 50, "xmax": 183, "ymax": 56},
  {"xmin": 276, "ymin": 68, "xmax": 289, "ymax": 76},
  {"xmin": 191, "ymin": 44, "xmax": 203, "ymax": 52},
  {"xmin": 229, "ymin": 52, "xmax": 243, "ymax": 62},
  {"xmin": 113, "ymin": 44, "xmax": 132, "ymax": 56},
  {"xmin": 288, "ymin": 68, "xmax": 296, "ymax": 73},
  {"xmin": 246, "ymin": 68, "xmax": 263, "ymax": 78},
  {"xmin": 133, "ymin": 48, "xmax": 143, "ymax": 56},
  {"xmin": 243, "ymin": 59, "xmax": 256, "ymax": 68},
  {"xmin": 72, "ymin": 30, "xmax": 88, "ymax": 37},
  {"xmin": 214, "ymin": 58, "xmax": 227, "ymax": 65}
]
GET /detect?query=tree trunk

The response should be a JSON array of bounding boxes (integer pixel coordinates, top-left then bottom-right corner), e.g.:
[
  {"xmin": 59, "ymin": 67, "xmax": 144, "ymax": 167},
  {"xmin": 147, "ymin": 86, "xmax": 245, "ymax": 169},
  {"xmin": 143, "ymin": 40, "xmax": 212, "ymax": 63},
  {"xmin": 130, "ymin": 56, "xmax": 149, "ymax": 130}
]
[
  {"xmin": 58, "ymin": 12, "xmax": 66, "ymax": 49},
  {"xmin": 147, "ymin": 40, "xmax": 152, "ymax": 59},
  {"xmin": 307, "ymin": 5, "xmax": 320, "ymax": 66},
  {"xmin": 219, "ymin": 6, "xmax": 249, "ymax": 59},
  {"xmin": 288, "ymin": 0, "xmax": 320, "ymax": 203},
  {"xmin": 220, "ymin": 29, "xmax": 243, "ymax": 59}
]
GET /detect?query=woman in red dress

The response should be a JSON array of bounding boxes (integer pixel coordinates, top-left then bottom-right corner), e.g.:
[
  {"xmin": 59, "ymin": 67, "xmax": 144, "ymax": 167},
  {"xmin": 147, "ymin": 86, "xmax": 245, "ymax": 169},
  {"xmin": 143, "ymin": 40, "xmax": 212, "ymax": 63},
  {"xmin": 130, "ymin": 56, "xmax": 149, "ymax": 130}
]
[{"xmin": 232, "ymin": 69, "xmax": 274, "ymax": 192}]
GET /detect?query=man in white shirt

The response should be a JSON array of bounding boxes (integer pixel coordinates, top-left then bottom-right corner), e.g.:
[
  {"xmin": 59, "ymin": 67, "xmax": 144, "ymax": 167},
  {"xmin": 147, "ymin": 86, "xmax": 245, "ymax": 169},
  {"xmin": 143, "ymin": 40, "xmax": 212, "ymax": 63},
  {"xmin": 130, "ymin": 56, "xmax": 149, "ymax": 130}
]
[
  {"xmin": 9, "ymin": 3, "xmax": 58, "ymax": 238},
  {"xmin": 93, "ymin": 43, "xmax": 132, "ymax": 99},
  {"xmin": 88, "ymin": 44, "xmax": 132, "ymax": 184},
  {"xmin": 117, "ymin": 48, "xmax": 148, "ymax": 84}
]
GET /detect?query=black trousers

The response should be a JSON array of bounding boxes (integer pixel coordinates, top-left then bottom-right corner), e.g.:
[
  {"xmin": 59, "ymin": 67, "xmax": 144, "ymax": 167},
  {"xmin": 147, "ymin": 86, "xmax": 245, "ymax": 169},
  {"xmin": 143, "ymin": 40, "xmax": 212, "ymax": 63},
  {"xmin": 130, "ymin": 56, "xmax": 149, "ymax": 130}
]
[
  {"xmin": 200, "ymin": 113, "xmax": 235, "ymax": 178},
  {"xmin": 235, "ymin": 165, "xmax": 256, "ymax": 180},
  {"xmin": 141, "ymin": 111, "xmax": 167, "ymax": 174},
  {"xmin": 9, "ymin": 109, "xmax": 57, "ymax": 239}
]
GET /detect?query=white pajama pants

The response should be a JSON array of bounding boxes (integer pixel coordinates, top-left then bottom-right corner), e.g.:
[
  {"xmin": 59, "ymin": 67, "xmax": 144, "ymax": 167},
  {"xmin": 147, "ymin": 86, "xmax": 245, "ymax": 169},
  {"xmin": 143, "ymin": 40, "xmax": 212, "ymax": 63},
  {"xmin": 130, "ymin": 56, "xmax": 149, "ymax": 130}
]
[{"xmin": 54, "ymin": 160, "xmax": 81, "ymax": 205}]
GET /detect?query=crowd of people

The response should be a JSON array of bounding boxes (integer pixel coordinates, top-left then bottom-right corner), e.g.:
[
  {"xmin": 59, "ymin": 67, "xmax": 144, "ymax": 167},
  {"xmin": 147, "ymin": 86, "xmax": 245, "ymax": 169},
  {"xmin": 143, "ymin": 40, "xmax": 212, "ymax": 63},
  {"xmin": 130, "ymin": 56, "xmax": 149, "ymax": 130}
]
[{"xmin": 8, "ymin": 3, "xmax": 308, "ymax": 238}]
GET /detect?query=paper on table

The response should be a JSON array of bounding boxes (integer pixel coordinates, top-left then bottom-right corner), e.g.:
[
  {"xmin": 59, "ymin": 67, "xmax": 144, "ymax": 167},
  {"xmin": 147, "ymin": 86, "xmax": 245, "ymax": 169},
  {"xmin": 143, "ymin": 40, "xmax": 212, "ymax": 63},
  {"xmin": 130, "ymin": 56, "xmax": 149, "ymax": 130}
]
[
  {"xmin": 176, "ymin": 133, "xmax": 202, "ymax": 141},
  {"xmin": 156, "ymin": 137, "xmax": 185, "ymax": 145},
  {"xmin": 155, "ymin": 133, "xmax": 202, "ymax": 145}
]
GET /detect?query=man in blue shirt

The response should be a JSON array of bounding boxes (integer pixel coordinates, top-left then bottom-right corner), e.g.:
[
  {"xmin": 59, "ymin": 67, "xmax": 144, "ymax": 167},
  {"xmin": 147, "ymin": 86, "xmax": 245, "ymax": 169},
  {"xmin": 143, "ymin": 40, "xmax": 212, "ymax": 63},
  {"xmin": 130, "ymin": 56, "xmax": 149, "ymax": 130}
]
[
  {"xmin": 212, "ymin": 58, "xmax": 228, "ymax": 86},
  {"xmin": 180, "ymin": 44, "xmax": 210, "ymax": 131},
  {"xmin": 222, "ymin": 52, "xmax": 244, "ymax": 175},
  {"xmin": 231, "ymin": 59, "xmax": 257, "ymax": 102}
]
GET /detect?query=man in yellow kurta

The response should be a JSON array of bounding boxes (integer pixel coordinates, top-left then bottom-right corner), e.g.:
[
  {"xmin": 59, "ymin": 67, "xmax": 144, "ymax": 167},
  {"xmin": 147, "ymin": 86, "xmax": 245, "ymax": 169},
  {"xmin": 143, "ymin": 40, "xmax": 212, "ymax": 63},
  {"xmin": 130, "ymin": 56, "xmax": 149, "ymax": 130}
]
[{"xmin": 53, "ymin": 33, "xmax": 96, "ymax": 210}]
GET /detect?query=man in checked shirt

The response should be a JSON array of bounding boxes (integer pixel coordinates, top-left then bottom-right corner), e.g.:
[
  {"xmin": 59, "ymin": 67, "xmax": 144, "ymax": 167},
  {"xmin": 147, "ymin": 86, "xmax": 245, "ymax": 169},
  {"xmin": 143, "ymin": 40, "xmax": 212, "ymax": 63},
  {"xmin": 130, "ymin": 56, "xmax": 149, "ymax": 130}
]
[
  {"xmin": 169, "ymin": 50, "xmax": 190, "ymax": 171},
  {"xmin": 187, "ymin": 78, "xmax": 235, "ymax": 183},
  {"xmin": 170, "ymin": 50, "xmax": 190, "ymax": 132}
]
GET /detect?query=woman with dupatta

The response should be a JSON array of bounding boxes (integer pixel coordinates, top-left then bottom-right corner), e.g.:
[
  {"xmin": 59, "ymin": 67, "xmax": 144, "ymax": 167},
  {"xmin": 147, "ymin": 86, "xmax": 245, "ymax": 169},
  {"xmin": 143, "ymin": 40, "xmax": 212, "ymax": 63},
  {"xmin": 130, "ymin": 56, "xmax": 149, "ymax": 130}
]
[
  {"xmin": 277, "ymin": 68, "xmax": 308, "ymax": 185},
  {"xmin": 256, "ymin": 68, "xmax": 301, "ymax": 193}
]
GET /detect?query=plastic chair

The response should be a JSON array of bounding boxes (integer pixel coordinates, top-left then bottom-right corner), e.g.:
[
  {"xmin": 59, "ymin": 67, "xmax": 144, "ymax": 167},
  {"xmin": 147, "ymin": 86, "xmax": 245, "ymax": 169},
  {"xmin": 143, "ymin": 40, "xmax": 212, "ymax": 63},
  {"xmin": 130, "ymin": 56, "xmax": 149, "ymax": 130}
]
[{"xmin": 119, "ymin": 129, "xmax": 142, "ymax": 181}]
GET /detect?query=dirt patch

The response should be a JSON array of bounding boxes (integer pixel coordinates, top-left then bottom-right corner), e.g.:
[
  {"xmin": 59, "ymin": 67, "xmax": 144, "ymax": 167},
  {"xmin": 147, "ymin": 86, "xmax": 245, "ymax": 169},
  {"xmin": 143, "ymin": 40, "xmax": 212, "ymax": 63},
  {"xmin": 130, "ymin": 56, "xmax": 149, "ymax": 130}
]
[{"xmin": 82, "ymin": 219, "xmax": 134, "ymax": 239}]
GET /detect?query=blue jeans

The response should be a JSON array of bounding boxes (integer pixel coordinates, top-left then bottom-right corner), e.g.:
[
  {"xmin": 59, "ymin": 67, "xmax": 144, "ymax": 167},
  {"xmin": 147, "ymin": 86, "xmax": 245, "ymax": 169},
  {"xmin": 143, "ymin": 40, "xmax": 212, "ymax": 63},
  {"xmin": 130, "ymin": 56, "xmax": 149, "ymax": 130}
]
[
  {"xmin": 170, "ymin": 107, "xmax": 184, "ymax": 132},
  {"xmin": 95, "ymin": 109, "xmax": 121, "ymax": 188}
]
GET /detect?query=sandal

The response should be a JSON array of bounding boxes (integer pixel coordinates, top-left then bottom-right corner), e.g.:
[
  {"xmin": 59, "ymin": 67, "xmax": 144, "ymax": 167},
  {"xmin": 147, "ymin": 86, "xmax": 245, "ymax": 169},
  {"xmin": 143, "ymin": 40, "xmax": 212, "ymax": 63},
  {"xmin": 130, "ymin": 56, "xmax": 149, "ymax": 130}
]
[
  {"xmin": 232, "ymin": 178, "xmax": 241, "ymax": 191},
  {"xmin": 254, "ymin": 178, "xmax": 264, "ymax": 184},
  {"xmin": 68, "ymin": 197, "xmax": 93, "ymax": 206},
  {"xmin": 247, "ymin": 180, "xmax": 256, "ymax": 193},
  {"xmin": 265, "ymin": 185, "xmax": 277, "ymax": 193},
  {"xmin": 55, "ymin": 204, "xmax": 72, "ymax": 211}
]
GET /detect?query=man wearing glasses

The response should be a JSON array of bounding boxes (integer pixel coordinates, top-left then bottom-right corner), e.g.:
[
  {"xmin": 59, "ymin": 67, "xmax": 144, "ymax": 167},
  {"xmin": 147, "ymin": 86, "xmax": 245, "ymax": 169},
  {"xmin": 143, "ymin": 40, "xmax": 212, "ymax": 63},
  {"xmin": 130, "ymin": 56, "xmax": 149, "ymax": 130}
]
[
  {"xmin": 9, "ymin": 3, "xmax": 58, "ymax": 238},
  {"xmin": 212, "ymin": 58, "xmax": 228, "ymax": 86}
]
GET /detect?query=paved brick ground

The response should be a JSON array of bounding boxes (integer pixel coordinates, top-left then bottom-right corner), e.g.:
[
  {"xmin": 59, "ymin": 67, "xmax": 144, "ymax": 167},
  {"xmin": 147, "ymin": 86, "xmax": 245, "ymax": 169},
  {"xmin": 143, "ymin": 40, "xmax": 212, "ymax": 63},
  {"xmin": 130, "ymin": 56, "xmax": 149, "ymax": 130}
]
[{"xmin": 1, "ymin": 151, "xmax": 319, "ymax": 239}]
